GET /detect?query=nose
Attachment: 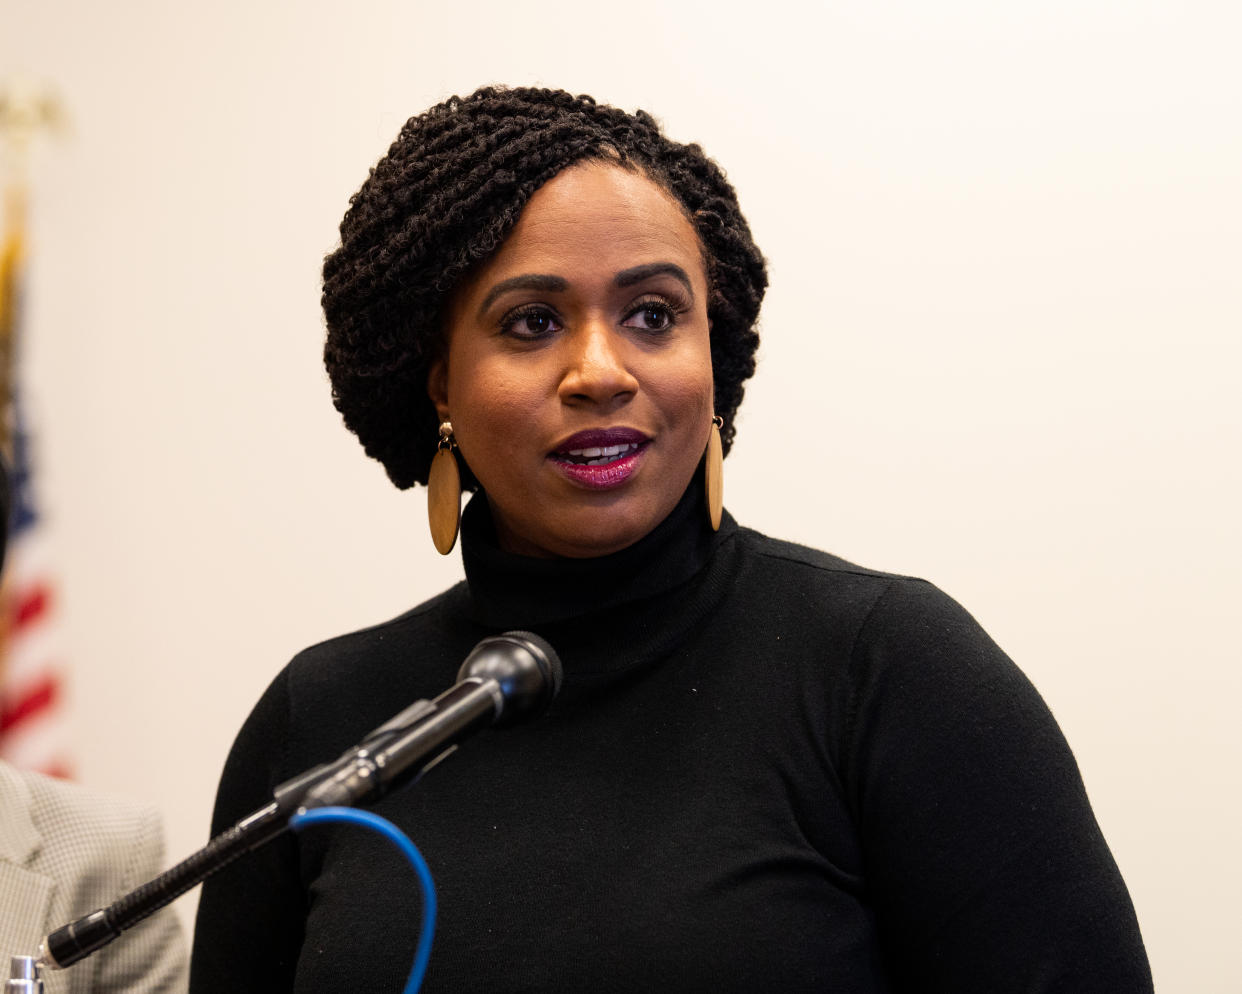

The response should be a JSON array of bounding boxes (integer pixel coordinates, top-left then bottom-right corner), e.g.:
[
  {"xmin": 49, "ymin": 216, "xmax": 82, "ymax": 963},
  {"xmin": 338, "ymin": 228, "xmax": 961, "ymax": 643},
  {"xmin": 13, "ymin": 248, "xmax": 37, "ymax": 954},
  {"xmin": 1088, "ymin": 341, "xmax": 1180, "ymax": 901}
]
[{"xmin": 557, "ymin": 319, "xmax": 639, "ymax": 408}]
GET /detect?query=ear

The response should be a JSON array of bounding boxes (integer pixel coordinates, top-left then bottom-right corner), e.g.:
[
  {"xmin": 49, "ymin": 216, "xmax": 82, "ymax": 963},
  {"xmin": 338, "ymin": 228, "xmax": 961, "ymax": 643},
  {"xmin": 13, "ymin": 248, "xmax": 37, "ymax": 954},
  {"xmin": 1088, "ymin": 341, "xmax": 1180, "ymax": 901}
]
[{"xmin": 427, "ymin": 357, "xmax": 450, "ymax": 421}]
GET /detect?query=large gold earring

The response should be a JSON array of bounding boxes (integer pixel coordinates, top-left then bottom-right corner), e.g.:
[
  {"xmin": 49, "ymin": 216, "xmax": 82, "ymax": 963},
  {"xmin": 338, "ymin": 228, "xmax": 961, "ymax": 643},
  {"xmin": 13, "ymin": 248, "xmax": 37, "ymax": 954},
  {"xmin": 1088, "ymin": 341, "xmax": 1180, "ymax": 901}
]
[
  {"xmin": 428, "ymin": 421, "xmax": 462, "ymax": 555},
  {"xmin": 704, "ymin": 415, "xmax": 724, "ymax": 531}
]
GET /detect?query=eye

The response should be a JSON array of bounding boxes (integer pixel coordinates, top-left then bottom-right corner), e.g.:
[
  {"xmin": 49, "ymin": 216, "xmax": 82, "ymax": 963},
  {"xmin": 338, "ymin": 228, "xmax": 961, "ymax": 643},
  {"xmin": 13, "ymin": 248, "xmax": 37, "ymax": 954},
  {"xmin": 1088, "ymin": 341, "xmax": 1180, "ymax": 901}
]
[
  {"xmin": 622, "ymin": 301, "xmax": 675, "ymax": 333},
  {"xmin": 501, "ymin": 305, "xmax": 562, "ymax": 339}
]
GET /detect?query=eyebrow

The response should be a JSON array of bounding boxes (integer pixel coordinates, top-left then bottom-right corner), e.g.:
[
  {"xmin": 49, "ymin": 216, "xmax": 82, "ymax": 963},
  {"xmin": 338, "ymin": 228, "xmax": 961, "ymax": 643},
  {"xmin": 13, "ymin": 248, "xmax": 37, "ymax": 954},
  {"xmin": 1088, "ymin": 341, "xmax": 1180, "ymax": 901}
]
[
  {"xmin": 614, "ymin": 262, "xmax": 695, "ymax": 300},
  {"xmin": 478, "ymin": 274, "xmax": 569, "ymax": 317},
  {"xmin": 476, "ymin": 262, "xmax": 696, "ymax": 318}
]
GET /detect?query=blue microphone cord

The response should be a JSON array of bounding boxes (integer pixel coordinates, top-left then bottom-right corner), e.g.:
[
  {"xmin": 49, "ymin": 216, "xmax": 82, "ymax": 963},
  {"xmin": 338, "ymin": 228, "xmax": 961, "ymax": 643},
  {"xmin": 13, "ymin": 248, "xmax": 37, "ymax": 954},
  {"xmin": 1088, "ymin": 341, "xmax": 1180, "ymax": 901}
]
[{"xmin": 290, "ymin": 807, "xmax": 437, "ymax": 994}]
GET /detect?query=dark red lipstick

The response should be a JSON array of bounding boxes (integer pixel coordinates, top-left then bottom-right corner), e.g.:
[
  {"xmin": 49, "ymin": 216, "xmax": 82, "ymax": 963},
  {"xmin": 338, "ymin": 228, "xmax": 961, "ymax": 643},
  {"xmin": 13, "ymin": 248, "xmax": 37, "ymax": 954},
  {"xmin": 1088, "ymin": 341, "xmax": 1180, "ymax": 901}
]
[{"xmin": 549, "ymin": 427, "xmax": 650, "ymax": 490}]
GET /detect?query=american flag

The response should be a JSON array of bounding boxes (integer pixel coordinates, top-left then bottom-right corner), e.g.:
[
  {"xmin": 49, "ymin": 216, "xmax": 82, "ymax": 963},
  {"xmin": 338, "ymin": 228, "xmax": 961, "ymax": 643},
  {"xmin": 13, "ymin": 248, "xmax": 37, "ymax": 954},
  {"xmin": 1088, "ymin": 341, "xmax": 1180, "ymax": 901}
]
[{"xmin": 0, "ymin": 180, "xmax": 71, "ymax": 778}]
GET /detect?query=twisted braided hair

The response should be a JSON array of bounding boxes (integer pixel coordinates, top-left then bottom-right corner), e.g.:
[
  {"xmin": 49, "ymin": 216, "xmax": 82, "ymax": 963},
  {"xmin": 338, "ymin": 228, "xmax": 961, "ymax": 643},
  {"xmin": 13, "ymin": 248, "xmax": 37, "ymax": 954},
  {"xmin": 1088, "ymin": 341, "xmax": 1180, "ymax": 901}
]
[{"xmin": 322, "ymin": 86, "xmax": 767, "ymax": 490}]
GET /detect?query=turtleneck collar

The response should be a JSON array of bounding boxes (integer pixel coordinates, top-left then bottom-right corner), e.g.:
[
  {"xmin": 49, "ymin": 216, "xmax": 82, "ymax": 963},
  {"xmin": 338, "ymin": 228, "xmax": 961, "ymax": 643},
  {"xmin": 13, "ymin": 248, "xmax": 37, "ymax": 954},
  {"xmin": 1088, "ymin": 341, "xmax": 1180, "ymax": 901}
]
[
  {"xmin": 458, "ymin": 480, "xmax": 739, "ymax": 679},
  {"xmin": 462, "ymin": 479, "xmax": 726, "ymax": 627}
]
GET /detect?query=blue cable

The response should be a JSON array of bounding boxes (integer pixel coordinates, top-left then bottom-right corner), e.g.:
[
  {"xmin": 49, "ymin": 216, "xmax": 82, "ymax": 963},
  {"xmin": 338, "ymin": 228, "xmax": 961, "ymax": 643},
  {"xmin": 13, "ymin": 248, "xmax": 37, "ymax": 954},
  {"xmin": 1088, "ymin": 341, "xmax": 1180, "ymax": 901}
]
[{"xmin": 290, "ymin": 806, "xmax": 437, "ymax": 994}]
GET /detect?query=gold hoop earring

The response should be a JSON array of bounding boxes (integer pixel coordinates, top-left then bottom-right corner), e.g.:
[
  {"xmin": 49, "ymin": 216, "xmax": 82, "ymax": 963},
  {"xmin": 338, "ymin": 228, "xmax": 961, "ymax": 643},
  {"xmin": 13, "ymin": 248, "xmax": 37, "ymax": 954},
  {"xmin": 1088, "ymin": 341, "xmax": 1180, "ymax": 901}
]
[
  {"xmin": 428, "ymin": 421, "xmax": 462, "ymax": 555},
  {"xmin": 704, "ymin": 415, "xmax": 724, "ymax": 531}
]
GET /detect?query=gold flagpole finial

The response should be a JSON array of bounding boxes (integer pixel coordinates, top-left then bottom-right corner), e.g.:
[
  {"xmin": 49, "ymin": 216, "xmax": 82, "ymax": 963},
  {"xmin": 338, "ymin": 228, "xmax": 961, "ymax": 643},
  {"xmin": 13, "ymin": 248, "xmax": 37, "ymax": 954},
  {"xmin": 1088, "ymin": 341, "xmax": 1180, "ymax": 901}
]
[
  {"xmin": 1, "ymin": 79, "xmax": 65, "ymax": 232},
  {"xmin": 0, "ymin": 80, "xmax": 65, "ymax": 144}
]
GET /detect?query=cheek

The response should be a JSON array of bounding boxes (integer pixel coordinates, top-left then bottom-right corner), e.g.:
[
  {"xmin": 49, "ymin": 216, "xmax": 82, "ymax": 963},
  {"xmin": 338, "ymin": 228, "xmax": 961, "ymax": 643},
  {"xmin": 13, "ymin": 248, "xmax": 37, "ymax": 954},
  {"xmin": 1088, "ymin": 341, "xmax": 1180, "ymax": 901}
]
[
  {"xmin": 680, "ymin": 374, "xmax": 714, "ymax": 420},
  {"xmin": 446, "ymin": 360, "xmax": 545, "ymax": 457},
  {"xmin": 685, "ymin": 362, "xmax": 718, "ymax": 449},
  {"xmin": 667, "ymin": 346, "xmax": 716, "ymax": 420}
]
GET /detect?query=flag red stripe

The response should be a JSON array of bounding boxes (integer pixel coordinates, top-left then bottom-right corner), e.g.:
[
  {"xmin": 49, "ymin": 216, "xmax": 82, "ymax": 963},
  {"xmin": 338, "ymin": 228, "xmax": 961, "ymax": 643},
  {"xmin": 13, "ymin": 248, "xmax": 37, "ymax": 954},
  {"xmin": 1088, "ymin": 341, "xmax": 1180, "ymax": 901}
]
[
  {"xmin": 0, "ymin": 675, "xmax": 59, "ymax": 732},
  {"xmin": 12, "ymin": 585, "xmax": 51, "ymax": 629}
]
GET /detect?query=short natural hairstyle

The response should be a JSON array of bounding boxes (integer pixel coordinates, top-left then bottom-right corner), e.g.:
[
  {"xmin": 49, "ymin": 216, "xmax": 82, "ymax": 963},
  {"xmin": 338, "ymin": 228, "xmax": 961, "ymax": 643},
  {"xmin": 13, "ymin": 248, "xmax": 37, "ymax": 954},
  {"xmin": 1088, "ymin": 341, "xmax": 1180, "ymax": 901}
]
[{"xmin": 322, "ymin": 85, "xmax": 768, "ymax": 490}]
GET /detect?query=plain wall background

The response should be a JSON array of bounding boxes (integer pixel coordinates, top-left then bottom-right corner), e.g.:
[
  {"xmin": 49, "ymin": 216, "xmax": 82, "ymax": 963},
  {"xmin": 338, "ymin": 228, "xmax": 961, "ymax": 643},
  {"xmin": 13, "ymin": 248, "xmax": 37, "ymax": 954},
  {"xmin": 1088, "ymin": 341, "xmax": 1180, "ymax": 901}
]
[{"xmin": 3, "ymin": 1, "xmax": 1239, "ymax": 989}]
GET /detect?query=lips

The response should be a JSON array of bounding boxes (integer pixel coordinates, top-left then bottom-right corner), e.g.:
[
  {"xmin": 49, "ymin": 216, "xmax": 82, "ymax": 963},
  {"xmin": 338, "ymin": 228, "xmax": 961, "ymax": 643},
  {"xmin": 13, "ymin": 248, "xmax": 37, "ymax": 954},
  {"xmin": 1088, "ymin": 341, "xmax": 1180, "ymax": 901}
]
[
  {"xmin": 549, "ymin": 427, "xmax": 650, "ymax": 489},
  {"xmin": 552, "ymin": 427, "xmax": 649, "ymax": 460}
]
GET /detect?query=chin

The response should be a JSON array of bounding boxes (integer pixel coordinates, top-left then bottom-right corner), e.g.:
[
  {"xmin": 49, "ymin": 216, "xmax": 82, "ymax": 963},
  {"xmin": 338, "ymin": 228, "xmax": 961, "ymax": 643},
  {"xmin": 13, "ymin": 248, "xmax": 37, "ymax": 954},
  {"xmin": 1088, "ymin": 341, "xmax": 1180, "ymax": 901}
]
[
  {"xmin": 497, "ymin": 488, "xmax": 679, "ymax": 559},
  {"xmin": 548, "ymin": 510, "xmax": 653, "ymax": 559}
]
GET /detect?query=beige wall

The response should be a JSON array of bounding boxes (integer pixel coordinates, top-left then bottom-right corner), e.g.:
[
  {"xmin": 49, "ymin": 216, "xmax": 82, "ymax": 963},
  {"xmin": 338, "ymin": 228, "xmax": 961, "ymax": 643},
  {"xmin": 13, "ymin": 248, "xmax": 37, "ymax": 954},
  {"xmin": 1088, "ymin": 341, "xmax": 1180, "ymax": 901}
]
[{"xmin": 3, "ymin": 1, "xmax": 1239, "ymax": 989}]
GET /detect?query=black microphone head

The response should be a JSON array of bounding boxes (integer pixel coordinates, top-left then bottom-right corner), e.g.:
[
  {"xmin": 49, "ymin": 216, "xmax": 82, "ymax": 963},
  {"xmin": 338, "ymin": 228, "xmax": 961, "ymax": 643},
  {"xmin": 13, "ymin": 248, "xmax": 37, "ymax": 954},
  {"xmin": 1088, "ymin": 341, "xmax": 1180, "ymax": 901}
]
[{"xmin": 458, "ymin": 631, "xmax": 562, "ymax": 726}]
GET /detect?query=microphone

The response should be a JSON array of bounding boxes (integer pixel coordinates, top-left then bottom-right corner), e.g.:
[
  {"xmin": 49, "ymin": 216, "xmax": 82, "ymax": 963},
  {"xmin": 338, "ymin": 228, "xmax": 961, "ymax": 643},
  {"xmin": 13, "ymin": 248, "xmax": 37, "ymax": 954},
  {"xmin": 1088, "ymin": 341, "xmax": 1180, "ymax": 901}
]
[
  {"xmin": 39, "ymin": 631, "xmax": 561, "ymax": 971},
  {"xmin": 296, "ymin": 630, "xmax": 562, "ymax": 809}
]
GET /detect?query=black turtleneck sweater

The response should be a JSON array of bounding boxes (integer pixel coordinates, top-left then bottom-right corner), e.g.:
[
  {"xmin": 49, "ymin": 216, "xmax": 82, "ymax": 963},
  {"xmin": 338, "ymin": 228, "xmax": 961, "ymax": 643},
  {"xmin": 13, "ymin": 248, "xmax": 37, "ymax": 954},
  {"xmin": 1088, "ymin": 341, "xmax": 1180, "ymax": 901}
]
[{"xmin": 190, "ymin": 488, "xmax": 1151, "ymax": 993}]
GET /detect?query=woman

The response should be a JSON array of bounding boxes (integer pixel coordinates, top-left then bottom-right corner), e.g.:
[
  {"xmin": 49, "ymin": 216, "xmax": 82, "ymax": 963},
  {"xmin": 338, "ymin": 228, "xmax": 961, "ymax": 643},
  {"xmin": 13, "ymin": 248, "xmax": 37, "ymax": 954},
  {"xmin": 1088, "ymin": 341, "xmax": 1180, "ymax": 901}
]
[{"xmin": 190, "ymin": 87, "xmax": 1151, "ymax": 992}]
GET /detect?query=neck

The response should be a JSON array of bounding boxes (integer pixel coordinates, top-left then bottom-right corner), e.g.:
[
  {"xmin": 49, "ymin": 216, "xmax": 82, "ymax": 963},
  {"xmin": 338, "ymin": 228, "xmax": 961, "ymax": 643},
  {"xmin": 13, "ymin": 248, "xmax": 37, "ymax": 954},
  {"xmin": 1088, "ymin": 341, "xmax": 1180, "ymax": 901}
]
[{"xmin": 460, "ymin": 479, "xmax": 727, "ymax": 630}]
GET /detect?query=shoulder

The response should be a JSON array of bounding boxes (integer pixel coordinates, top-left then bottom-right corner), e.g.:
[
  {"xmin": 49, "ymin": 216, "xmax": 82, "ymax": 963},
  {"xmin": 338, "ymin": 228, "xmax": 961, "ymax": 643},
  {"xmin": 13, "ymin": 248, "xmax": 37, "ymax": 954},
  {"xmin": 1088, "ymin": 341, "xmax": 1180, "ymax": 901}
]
[
  {"xmin": 18, "ymin": 767, "xmax": 166, "ymax": 888},
  {"xmin": 730, "ymin": 524, "xmax": 966, "ymax": 638},
  {"xmin": 286, "ymin": 581, "xmax": 470, "ymax": 681},
  {"xmin": 254, "ymin": 582, "xmax": 471, "ymax": 717},
  {"xmin": 216, "ymin": 582, "xmax": 474, "ymax": 804},
  {"xmin": 722, "ymin": 525, "xmax": 1031, "ymax": 724},
  {"xmin": 732, "ymin": 524, "xmax": 920, "ymax": 602},
  {"xmin": 734, "ymin": 526, "xmax": 891, "ymax": 581}
]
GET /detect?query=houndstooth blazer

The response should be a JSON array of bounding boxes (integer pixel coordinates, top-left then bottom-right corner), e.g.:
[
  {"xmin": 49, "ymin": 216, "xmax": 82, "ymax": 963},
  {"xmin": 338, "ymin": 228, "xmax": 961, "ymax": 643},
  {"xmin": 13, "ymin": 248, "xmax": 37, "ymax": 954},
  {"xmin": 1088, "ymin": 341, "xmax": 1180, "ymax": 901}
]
[{"xmin": 0, "ymin": 761, "xmax": 187, "ymax": 993}]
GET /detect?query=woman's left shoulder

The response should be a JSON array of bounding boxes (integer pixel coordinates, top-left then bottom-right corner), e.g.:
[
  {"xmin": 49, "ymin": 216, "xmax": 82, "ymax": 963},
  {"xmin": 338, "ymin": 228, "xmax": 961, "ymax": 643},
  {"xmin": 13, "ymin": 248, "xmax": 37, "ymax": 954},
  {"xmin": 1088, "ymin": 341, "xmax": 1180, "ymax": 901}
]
[
  {"xmin": 731, "ymin": 524, "xmax": 894, "ymax": 584},
  {"xmin": 732, "ymin": 525, "xmax": 966, "ymax": 620},
  {"xmin": 728, "ymin": 524, "xmax": 1011, "ymax": 678}
]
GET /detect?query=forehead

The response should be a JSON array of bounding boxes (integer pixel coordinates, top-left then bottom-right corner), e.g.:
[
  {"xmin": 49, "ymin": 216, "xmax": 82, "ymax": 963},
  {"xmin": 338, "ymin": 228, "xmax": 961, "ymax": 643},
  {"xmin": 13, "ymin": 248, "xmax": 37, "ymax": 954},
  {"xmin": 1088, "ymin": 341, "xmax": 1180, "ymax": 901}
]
[{"xmin": 470, "ymin": 162, "xmax": 706, "ymax": 288}]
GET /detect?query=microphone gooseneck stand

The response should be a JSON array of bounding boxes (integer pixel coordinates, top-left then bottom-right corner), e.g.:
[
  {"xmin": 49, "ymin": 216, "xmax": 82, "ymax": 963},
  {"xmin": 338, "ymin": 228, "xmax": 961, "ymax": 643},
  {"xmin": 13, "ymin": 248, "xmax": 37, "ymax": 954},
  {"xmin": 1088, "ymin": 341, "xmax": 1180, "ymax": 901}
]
[{"xmin": 36, "ymin": 630, "xmax": 562, "ymax": 972}]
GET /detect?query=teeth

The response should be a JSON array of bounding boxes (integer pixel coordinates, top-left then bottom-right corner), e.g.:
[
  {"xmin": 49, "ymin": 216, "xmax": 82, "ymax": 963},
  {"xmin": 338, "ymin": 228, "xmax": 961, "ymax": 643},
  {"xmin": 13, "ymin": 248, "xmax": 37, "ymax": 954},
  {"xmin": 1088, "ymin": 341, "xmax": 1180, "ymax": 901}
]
[
  {"xmin": 560, "ymin": 442, "xmax": 639, "ymax": 465},
  {"xmin": 566, "ymin": 443, "xmax": 636, "ymax": 458}
]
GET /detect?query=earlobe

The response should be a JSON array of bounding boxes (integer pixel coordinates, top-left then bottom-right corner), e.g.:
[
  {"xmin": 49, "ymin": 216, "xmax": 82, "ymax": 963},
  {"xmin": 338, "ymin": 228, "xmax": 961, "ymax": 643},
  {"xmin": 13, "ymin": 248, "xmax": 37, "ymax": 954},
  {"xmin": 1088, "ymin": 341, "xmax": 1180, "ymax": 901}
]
[{"xmin": 427, "ymin": 358, "xmax": 449, "ymax": 419}]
